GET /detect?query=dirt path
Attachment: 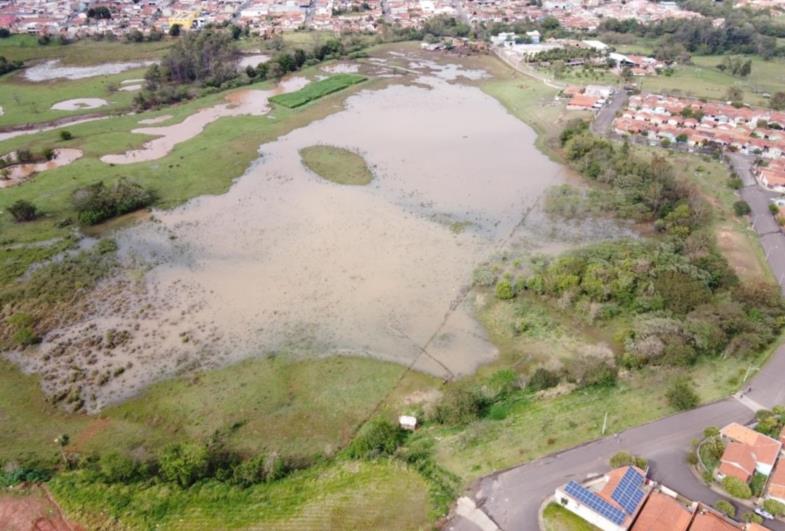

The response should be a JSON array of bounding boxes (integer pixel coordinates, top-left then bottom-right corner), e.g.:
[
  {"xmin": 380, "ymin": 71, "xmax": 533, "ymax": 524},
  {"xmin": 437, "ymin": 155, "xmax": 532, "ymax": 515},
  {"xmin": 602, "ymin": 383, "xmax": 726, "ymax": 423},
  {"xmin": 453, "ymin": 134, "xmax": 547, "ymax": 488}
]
[{"xmin": 0, "ymin": 485, "xmax": 82, "ymax": 531}]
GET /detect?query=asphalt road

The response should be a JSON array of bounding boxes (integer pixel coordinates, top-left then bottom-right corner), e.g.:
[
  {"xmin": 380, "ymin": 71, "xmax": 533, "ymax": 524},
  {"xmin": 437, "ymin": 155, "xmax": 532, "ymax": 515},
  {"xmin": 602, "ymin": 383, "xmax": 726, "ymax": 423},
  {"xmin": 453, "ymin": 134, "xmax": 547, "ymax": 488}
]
[
  {"xmin": 445, "ymin": 155, "xmax": 785, "ymax": 531},
  {"xmin": 591, "ymin": 89, "xmax": 627, "ymax": 137}
]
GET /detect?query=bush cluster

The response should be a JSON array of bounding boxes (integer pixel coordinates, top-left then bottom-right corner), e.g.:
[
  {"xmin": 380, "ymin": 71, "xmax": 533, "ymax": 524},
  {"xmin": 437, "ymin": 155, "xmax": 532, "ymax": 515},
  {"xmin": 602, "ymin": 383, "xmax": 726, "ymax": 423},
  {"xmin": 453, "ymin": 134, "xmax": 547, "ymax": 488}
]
[{"xmin": 71, "ymin": 178, "xmax": 154, "ymax": 225}]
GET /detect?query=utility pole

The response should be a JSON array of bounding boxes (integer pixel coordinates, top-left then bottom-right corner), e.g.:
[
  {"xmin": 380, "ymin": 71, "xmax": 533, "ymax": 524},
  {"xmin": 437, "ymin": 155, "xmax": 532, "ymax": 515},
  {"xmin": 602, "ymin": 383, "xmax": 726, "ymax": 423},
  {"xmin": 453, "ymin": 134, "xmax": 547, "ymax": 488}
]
[{"xmin": 602, "ymin": 412, "xmax": 608, "ymax": 436}]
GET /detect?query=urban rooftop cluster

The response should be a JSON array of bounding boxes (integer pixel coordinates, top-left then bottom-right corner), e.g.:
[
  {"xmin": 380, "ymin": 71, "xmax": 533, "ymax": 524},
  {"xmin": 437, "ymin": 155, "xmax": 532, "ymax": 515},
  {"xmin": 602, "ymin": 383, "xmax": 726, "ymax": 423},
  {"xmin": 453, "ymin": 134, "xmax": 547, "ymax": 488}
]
[
  {"xmin": 612, "ymin": 93, "xmax": 785, "ymax": 191},
  {"xmin": 0, "ymin": 0, "xmax": 722, "ymax": 37}
]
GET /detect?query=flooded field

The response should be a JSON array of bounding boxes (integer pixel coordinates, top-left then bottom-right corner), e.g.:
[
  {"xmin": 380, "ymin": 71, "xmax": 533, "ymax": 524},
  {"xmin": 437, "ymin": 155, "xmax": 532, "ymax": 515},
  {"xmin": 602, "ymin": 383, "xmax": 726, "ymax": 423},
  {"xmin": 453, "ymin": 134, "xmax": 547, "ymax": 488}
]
[
  {"xmin": 51, "ymin": 98, "xmax": 108, "ymax": 111},
  {"xmin": 0, "ymin": 148, "xmax": 83, "ymax": 187},
  {"xmin": 23, "ymin": 59, "xmax": 156, "ymax": 82},
  {"xmin": 101, "ymin": 77, "xmax": 309, "ymax": 165},
  {"xmin": 10, "ymin": 57, "xmax": 584, "ymax": 412}
]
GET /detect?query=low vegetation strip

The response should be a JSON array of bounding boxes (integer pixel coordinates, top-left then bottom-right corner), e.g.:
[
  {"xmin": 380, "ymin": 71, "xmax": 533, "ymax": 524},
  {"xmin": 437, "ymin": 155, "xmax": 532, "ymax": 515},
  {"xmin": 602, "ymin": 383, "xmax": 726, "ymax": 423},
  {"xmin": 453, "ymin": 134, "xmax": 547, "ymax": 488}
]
[
  {"xmin": 300, "ymin": 145, "xmax": 374, "ymax": 185},
  {"xmin": 270, "ymin": 74, "xmax": 366, "ymax": 108}
]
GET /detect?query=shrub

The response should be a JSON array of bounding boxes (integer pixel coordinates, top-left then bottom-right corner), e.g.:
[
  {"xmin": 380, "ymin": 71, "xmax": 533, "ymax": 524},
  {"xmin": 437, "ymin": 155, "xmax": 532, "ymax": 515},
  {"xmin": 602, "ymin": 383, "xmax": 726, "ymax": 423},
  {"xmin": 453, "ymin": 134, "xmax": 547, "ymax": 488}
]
[
  {"xmin": 764, "ymin": 499, "xmax": 785, "ymax": 517},
  {"xmin": 72, "ymin": 178, "xmax": 154, "ymax": 225},
  {"xmin": 744, "ymin": 512, "xmax": 764, "ymax": 524},
  {"xmin": 98, "ymin": 452, "xmax": 138, "ymax": 483},
  {"xmin": 59, "ymin": 130, "xmax": 73, "ymax": 141},
  {"xmin": 666, "ymin": 376, "xmax": 699, "ymax": 411},
  {"xmin": 734, "ymin": 201, "xmax": 752, "ymax": 216},
  {"xmin": 527, "ymin": 367, "xmax": 560, "ymax": 391},
  {"xmin": 769, "ymin": 203, "xmax": 780, "ymax": 215},
  {"xmin": 346, "ymin": 418, "xmax": 405, "ymax": 459},
  {"xmin": 727, "ymin": 177, "xmax": 742, "ymax": 189},
  {"xmin": 609, "ymin": 451, "xmax": 648, "ymax": 469},
  {"xmin": 231, "ymin": 453, "xmax": 286, "ymax": 487},
  {"xmin": 495, "ymin": 279, "xmax": 515, "ymax": 300},
  {"xmin": 433, "ymin": 383, "xmax": 486, "ymax": 425},
  {"xmin": 722, "ymin": 475, "xmax": 752, "ymax": 499},
  {"xmin": 159, "ymin": 442, "xmax": 209, "ymax": 487},
  {"xmin": 714, "ymin": 500, "xmax": 736, "ymax": 518},
  {"xmin": 8, "ymin": 199, "xmax": 38, "ymax": 222}
]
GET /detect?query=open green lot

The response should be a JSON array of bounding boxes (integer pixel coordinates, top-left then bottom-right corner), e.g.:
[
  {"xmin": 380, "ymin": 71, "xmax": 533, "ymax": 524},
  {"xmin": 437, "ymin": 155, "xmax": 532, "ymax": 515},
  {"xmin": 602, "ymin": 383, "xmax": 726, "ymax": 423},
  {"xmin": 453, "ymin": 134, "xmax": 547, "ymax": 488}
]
[
  {"xmin": 543, "ymin": 502, "xmax": 600, "ymax": 531},
  {"xmin": 0, "ymin": 67, "xmax": 148, "ymax": 127},
  {"xmin": 0, "ymin": 353, "xmax": 433, "ymax": 464},
  {"xmin": 50, "ymin": 460, "xmax": 432, "ymax": 530},
  {"xmin": 0, "ymin": 34, "xmax": 171, "ymax": 65},
  {"xmin": 270, "ymin": 73, "xmax": 366, "ymax": 108},
  {"xmin": 640, "ymin": 55, "xmax": 785, "ymax": 107},
  {"xmin": 300, "ymin": 145, "xmax": 374, "ymax": 185}
]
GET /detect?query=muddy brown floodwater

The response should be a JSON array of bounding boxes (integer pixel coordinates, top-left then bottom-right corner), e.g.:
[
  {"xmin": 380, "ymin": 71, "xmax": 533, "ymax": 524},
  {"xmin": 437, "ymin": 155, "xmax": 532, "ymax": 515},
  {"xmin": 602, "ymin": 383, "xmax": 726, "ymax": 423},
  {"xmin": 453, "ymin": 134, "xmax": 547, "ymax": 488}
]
[
  {"xmin": 0, "ymin": 148, "xmax": 83, "ymax": 188},
  {"xmin": 10, "ymin": 63, "xmax": 578, "ymax": 412}
]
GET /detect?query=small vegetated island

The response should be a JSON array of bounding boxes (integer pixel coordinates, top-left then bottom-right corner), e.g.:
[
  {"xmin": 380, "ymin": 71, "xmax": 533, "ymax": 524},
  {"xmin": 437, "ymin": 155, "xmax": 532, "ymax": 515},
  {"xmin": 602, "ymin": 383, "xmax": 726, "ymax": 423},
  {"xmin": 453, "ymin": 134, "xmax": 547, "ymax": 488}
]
[
  {"xmin": 269, "ymin": 73, "xmax": 366, "ymax": 108},
  {"xmin": 300, "ymin": 145, "xmax": 374, "ymax": 185}
]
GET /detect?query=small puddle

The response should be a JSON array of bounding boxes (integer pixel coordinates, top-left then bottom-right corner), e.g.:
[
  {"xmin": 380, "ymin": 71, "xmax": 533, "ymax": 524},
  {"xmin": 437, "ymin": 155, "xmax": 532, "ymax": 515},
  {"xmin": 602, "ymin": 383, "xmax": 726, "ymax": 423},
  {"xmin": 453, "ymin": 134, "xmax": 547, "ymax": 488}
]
[
  {"xmin": 23, "ymin": 59, "xmax": 156, "ymax": 82},
  {"xmin": 51, "ymin": 98, "xmax": 108, "ymax": 111},
  {"xmin": 0, "ymin": 148, "xmax": 83, "ymax": 187},
  {"xmin": 101, "ymin": 77, "xmax": 308, "ymax": 165},
  {"xmin": 237, "ymin": 54, "xmax": 270, "ymax": 69}
]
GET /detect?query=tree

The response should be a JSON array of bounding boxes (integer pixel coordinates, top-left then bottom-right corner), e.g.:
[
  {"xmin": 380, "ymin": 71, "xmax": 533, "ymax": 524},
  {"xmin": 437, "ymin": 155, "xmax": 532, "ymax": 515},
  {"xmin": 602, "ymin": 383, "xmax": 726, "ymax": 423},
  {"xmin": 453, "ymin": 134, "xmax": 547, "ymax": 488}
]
[
  {"xmin": 159, "ymin": 442, "xmax": 209, "ymax": 487},
  {"xmin": 0, "ymin": 29, "xmax": 10, "ymax": 39},
  {"xmin": 739, "ymin": 59, "xmax": 751, "ymax": 78},
  {"xmin": 726, "ymin": 86, "xmax": 743, "ymax": 105},
  {"xmin": 722, "ymin": 476, "xmax": 752, "ymax": 499},
  {"xmin": 763, "ymin": 499, "xmax": 785, "ymax": 517},
  {"xmin": 714, "ymin": 500, "xmax": 736, "ymax": 518},
  {"xmin": 666, "ymin": 376, "xmax": 699, "ymax": 411},
  {"xmin": 8, "ymin": 199, "xmax": 38, "ymax": 222},
  {"xmin": 169, "ymin": 24, "xmax": 182, "ymax": 37},
  {"xmin": 609, "ymin": 451, "xmax": 647, "ymax": 469},
  {"xmin": 771, "ymin": 92, "xmax": 785, "ymax": 111}
]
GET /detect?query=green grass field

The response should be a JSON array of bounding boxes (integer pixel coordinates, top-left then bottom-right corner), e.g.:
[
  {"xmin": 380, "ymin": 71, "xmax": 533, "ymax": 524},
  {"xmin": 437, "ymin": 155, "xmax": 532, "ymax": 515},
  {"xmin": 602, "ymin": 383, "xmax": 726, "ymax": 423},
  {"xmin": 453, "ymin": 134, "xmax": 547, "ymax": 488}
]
[
  {"xmin": 640, "ymin": 55, "xmax": 785, "ymax": 107},
  {"xmin": 0, "ymin": 353, "xmax": 433, "ymax": 464},
  {"xmin": 543, "ymin": 502, "xmax": 599, "ymax": 531},
  {"xmin": 270, "ymin": 74, "xmax": 366, "ymax": 108},
  {"xmin": 50, "ymin": 460, "xmax": 432, "ymax": 530},
  {"xmin": 0, "ymin": 35, "xmax": 171, "ymax": 65},
  {"xmin": 300, "ymin": 145, "xmax": 374, "ymax": 185},
  {"xmin": 0, "ymin": 67, "xmax": 148, "ymax": 126}
]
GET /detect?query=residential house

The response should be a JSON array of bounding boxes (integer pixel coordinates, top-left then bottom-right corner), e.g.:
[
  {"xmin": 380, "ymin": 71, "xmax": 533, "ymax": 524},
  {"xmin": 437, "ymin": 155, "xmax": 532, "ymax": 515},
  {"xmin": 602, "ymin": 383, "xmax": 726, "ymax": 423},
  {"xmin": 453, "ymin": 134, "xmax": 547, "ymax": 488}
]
[
  {"xmin": 720, "ymin": 423, "xmax": 782, "ymax": 476},
  {"xmin": 630, "ymin": 489, "xmax": 692, "ymax": 531},
  {"xmin": 555, "ymin": 466, "xmax": 649, "ymax": 531}
]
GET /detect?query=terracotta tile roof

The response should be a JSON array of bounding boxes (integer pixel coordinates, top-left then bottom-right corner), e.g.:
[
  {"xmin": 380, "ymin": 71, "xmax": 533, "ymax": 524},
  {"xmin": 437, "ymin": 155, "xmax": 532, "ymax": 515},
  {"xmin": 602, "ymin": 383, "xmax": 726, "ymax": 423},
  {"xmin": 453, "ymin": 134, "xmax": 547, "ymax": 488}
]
[
  {"xmin": 721, "ymin": 423, "xmax": 782, "ymax": 467},
  {"xmin": 689, "ymin": 505, "xmax": 744, "ymax": 531},
  {"xmin": 630, "ymin": 491, "xmax": 692, "ymax": 531},
  {"xmin": 719, "ymin": 441, "xmax": 757, "ymax": 482},
  {"xmin": 768, "ymin": 458, "xmax": 785, "ymax": 502}
]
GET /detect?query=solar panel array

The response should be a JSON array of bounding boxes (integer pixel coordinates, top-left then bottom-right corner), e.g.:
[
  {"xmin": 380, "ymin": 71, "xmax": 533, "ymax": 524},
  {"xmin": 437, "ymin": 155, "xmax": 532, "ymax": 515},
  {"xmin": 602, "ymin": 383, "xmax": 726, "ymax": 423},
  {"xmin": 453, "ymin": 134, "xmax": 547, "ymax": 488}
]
[
  {"xmin": 564, "ymin": 481, "xmax": 626, "ymax": 526},
  {"xmin": 611, "ymin": 468, "xmax": 646, "ymax": 515}
]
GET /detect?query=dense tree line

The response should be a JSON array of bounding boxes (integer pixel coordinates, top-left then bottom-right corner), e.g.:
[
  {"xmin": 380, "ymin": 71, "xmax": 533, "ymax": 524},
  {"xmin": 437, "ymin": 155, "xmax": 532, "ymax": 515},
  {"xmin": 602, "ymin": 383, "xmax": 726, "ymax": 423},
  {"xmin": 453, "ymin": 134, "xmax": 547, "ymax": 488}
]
[
  {"xmin": 499, "ymin": 123, "xmax": 785, "ymax": 373},
  {"xmin": 599, "ymin": 11, "xmax": 785, "ymax": 58}
]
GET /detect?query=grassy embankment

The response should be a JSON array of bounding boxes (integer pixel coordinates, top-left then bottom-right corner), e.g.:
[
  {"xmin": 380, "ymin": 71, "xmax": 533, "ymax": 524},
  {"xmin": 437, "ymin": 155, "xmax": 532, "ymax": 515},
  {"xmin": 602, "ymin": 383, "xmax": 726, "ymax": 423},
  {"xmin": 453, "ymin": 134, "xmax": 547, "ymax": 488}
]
[
  {"xmin": 270, "ymin": 73, "xmax": 366, "ymax": 108},
  {"xmin": 300, "ymin": 145, "xmax": 374, "ymax": 185},
  {"xmin": 543, "ymin": 502, "xmax": 600, "ymax": 531}
]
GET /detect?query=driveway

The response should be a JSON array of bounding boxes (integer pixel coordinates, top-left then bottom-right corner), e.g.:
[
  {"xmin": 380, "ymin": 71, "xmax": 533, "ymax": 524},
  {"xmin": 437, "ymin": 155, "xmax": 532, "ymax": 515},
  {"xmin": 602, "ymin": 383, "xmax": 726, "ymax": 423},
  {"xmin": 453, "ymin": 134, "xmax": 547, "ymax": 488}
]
[{"xmin": 445, "ymin": 147, "xmax": 785, "ymax": 531}]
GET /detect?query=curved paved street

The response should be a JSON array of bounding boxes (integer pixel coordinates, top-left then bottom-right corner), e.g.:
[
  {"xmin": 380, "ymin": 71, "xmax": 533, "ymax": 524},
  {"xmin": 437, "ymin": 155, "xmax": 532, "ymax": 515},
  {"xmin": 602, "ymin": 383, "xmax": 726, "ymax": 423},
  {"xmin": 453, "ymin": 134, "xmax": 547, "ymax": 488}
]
[{"xmin": 447, "ymin": 153, "xmax": 785, "ymax": 531}]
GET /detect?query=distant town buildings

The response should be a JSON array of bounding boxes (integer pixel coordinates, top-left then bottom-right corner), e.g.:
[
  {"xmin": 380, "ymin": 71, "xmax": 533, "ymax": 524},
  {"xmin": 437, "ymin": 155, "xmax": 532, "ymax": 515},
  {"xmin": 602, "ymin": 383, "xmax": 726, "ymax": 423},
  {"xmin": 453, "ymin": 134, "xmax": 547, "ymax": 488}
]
[
  {"xmin": 612, "ymin": 93, "xmax": 785, "ymax": 191},
  {"xmin": 0, "ymin": 0, "xmax": 705, "ymax": 38}
]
